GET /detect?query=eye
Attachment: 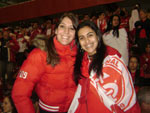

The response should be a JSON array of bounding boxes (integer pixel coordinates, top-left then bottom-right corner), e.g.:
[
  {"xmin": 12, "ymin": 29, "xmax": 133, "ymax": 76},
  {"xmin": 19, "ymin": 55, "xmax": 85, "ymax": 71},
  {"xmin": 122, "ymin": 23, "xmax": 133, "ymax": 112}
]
[
  {"xmin": 69, "ymin": 27, "xmax": 75, "ymax": 31},
  {"xmin": 87, "ymin": 33, "xmax": 94, "ymax": 38},
  {"xmin": 78, "ymin": 36, "xmax": 84, "ymax": 41},
  {"xmin": 59, "ymin": 24, "xmax": 65, "ymax": 28}
]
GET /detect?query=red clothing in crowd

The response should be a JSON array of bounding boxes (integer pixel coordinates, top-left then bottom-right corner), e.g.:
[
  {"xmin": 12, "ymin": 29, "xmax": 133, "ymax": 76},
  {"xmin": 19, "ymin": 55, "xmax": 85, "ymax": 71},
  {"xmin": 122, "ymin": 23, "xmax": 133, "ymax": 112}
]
[{"xmin": 30, "ymin": 28, "xmax": 42, "ymax": 40}]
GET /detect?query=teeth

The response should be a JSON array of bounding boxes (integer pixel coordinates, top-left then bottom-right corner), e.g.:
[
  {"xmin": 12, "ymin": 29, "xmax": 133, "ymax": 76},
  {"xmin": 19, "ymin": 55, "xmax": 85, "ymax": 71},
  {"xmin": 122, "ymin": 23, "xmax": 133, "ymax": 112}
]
[
  {"xmin": 62, "ymin": 36, "xmax": 68, "ymax": 39},
  {"xmin": 86, "ymin": 44, "xmax": 92, "ymax": 48}
]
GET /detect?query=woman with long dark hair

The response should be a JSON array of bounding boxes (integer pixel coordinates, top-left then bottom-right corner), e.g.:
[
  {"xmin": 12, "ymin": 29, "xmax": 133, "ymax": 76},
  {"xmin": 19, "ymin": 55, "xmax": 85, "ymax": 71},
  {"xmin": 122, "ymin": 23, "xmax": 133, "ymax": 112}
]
[
  {"xmin": 68, "ymin": 20, "xmax": 140, "ymax": 113},
  {"xmin": 12, "ymin": 12, "xmax": 78, "ymax": 113},
  {"xmin": 103, "ymin": 15, "xmax": 129, "ymax": 66}
]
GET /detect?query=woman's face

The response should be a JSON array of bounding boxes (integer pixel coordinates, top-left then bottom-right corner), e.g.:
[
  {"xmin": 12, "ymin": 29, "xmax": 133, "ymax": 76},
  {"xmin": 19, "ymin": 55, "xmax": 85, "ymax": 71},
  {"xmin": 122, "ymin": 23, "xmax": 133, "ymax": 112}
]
[
  {"xmin": 112, "ymin": 16, "xmax": 119, "ymax": 27},
  {"xmin": 2, "ymin": 97, "xmax": 13, "ymax": 113},
  {"xmin": 78, "ymin": 26, "xmax": 99, "ymax": 56},
  {"xmin": 55, "ymin": 17, "xmax": 75, "ymax": 45},
  {"xmin": 129, "ymin": 57, "xmax": 138, "ymax": 71}
]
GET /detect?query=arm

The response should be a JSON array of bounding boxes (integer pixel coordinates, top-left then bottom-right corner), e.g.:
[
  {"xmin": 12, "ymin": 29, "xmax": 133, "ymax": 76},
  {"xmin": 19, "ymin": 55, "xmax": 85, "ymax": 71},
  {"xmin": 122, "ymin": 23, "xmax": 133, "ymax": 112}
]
[{"xmin": 12, "ymin": 48, "xmax": 46, "ymax": 113}]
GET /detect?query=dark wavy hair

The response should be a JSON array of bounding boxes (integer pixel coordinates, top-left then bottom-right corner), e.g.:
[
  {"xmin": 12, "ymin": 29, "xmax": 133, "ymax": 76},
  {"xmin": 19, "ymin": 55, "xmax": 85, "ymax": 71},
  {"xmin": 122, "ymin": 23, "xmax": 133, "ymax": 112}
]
[
  {"xmin": 74, "ymin": 20, "xmax": 106, "ymax": 85},
  {"xmin": 105, "ymin": 14, "xmax": 121, "ymax": 38},
  {"xmin": 46, "ymin": 12, "xmax": 78, "ymax": 66}
]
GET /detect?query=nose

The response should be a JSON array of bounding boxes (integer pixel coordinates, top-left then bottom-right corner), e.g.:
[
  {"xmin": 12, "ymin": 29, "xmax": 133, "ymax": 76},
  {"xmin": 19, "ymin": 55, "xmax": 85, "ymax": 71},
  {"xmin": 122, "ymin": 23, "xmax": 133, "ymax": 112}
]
[
  {"xmin": 64, "ymin": 27, "xmax": 69, "ymax": 34},
  {"xmin": 85, "ymin": 38, "xmax": 89, "ymax": 44}
]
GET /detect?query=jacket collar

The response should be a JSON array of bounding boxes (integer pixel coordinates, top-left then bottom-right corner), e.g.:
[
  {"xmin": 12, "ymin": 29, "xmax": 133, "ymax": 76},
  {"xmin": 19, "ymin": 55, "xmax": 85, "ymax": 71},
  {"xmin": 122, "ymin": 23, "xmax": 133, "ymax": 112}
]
[{"xmin": 54, "ymin": 36, "xmax": 77, "ymax": 56}]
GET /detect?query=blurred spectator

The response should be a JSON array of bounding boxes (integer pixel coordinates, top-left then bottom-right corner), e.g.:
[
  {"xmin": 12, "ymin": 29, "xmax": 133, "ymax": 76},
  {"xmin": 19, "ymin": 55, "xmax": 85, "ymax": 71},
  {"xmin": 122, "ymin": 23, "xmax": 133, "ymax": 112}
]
[
  {"xmin": 113, "ymin": 7, "xmax": 121, "ymax": 15},
  {"xmin": 120, "ymin": 8, "xmax": 130, "ymax": 32},
  {"xmin": 137, "ymin": 86, "xmax": 150, "ymax": 113},
  {"xmin": 128, "ymin": 56, "xmax": 144, "ymax": 93},
  {"xmin": 16, "ymin": 29, "xmax": 28, "ymax": 67},
  {"xmin": 83, "ymin": 14, "xmax": 90, "ymax": 21},
  {"xmin": 30, "ymin": 22, "xmax": 42, "ymax": 40},
  {"xmin": 129, "ymin": 7, "xmax": 140, "ymax": 32},
  {"xmin": 105, "ymin": 10, "xmax": 113, "ymax": 22},
  {"xmin": 140, "ymin": 42, "xmax": 150, "ymax": 78},
  {"xmin": 129, "ymin": 7, "xmax": 140, "ymax": 46},
  {"xmin": 135, "ymin": 9, "xmax": 150, "ymax": 54},
  {"xmin": 96, "ymin": 12, "xmax": 107, "ymax": 33},
  {"xmin": 90, "ymin": 14, "xmax": 97, "ymax": 24},
  {"xmin": 43, "ymin": 20, "xmax": 52, "ymax": 38},
  {"xmin": 0, "ymin": 30, "xmax": 19, "ymax": 85},
  {"xmin": 103, "ymin": 14, "xmax": 129, "ymax": 65}
]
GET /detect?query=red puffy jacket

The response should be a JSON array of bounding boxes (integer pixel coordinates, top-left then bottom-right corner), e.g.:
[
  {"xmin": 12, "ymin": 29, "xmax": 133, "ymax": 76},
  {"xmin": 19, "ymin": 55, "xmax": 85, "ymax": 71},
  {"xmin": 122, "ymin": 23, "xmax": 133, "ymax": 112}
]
[{"xmin": 12, "ymin": 37, "xmax": 77, "ymax": 113}]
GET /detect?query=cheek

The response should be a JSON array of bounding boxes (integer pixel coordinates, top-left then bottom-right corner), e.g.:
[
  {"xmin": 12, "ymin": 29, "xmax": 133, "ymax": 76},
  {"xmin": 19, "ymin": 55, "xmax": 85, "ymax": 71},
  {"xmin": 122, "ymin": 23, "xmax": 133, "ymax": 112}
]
[
  {"xmin": 56, "ymin": 29, "xmax": 63, "ymax": 35},
  {"xmin": 70, "ymin": 31, "xmax": 75, "ymax": 36},
  {"xmin": 79, "ymin": 41, "xmax": 85, "ymax": 48}
]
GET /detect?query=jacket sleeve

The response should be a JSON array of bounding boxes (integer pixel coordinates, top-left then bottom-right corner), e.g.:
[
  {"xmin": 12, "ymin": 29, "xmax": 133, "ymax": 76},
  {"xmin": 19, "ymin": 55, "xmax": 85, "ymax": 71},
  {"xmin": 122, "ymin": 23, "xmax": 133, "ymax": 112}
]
[{"xmin": 12, "ymin": 48, "xmax": 46, "ymax": 113}]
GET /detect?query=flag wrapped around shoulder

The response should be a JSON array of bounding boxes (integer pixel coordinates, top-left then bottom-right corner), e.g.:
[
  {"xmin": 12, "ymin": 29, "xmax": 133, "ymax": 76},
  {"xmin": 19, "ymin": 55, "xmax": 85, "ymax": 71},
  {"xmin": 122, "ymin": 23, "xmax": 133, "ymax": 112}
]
[{"xmin": 68, "ymin": 55, "xmax": 139, "ymax": 113}]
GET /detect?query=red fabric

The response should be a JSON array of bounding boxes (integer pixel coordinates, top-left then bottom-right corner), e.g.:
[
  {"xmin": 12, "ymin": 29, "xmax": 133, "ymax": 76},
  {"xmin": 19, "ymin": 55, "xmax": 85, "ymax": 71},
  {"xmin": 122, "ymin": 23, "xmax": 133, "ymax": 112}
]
[
  {"xmin": 75, "ymin": 78, "xmax": 112, "ymax": 113},
  {"xmin": 139, "ymin": 29, "xmax": 146, "ymax": 38},
  {"xmin": 12, "ymin": 37, "xmax": 77, "ymax": 113},
  {"xmin": 125, "ymin": 102, "xmax": 141, "ymax": 113},
  {"xmin": 120, "ymin": 17, "xmax": 129, "ymax": 32},
  {"xmin": 96, "ymin": 19, "xmax": 107, "ymax": 33}
]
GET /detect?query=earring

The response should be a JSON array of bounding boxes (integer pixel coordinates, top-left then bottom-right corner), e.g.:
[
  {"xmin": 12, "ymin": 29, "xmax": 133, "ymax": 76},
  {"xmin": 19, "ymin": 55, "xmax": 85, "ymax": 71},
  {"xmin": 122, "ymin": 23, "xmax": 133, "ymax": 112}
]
[{"xmin": 80, "ymin": 48, "xmax": 84, "ymax": 53}]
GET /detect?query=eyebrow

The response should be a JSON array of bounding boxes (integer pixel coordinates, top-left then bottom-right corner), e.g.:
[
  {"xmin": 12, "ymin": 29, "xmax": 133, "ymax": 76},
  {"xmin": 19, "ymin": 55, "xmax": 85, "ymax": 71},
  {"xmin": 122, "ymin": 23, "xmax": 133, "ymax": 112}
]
[
  {"xmin": 78, "ymin": 31, "xmax": 94, "ymax": 37},
  {"xmin": 87, "ymin": 31, "xmax": 94, "ymax": 35},
  {"xmin": 59, "ymin": 22, "xmax": 73, "ymax": 27}
]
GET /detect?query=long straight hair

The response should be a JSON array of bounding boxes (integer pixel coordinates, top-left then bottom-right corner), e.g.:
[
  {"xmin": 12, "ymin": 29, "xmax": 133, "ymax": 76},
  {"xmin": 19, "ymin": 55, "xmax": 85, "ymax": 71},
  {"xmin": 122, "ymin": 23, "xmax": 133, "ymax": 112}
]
[
  {"xmin": 74, "ymin": 20, "xmax": 106, "ymax": 85},
  {"xmin": 46, "ymin": 12, "xmax": 78, "ymax": 66},
  {"xmin": 105, "ymin": 14, "xmax": 121, "ymax": 38}
]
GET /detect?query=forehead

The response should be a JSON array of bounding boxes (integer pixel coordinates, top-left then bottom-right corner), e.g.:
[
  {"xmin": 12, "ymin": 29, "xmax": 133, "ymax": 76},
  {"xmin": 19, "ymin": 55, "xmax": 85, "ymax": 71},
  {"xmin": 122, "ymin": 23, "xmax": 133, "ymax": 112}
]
[
  {"xmin": 78, "ymin": 26, "xmax": 95, "ymax": 35},
  {"xmin": 113, "ymin": 16, "xmax": 119, "ymax": 20},
  {"xmin": 60, "ymin": 17, "xmax": 73, "ymax": 25},
  {"xmin": 130, "ymin": 57, "xmax": 138, "ymax": 61}
]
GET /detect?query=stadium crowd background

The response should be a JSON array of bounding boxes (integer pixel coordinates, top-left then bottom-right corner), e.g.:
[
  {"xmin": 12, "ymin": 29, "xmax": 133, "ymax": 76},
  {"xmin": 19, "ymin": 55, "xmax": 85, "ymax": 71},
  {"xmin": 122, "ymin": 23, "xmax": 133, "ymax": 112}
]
[{"xmin": 0, "ymin": 2, "xmax": 150, "ymax": 113}]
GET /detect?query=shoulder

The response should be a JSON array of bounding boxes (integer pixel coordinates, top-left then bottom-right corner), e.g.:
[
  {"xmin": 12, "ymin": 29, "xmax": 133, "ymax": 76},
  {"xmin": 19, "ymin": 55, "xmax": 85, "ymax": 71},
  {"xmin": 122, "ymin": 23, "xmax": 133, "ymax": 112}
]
[
  {"xmin": 105, "ymin": 46, "xmax": 121, "ymax": 58},
  {"xmin": 119, "ymin": 28, "xmax": 127, "ymax": 34},
  {"xmin": 27, "ymin": 48, "xmax": 47, "ymax": 61},
  {"xmin": 119, "ymin": 28, "xmax": 127, "ymax": 37}
]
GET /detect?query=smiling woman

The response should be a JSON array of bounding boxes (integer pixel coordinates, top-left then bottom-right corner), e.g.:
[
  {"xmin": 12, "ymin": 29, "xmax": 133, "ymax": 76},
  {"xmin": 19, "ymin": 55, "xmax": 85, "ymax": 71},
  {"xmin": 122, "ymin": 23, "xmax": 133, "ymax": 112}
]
[
  {"xmin": 12, "ymin": 12, "xmax": 79, "ymax": 113},
  {"xmin": 68, "ymin": 20, "xmax": 141, "ymax": 113}
]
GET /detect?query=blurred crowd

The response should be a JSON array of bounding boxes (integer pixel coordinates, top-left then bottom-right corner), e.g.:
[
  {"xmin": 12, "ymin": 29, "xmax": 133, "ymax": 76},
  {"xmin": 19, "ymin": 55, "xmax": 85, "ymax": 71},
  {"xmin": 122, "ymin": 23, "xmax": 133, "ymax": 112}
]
[{"xmin": 0, "ymin": 3, "xmax": 150, "ymax": 113}]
